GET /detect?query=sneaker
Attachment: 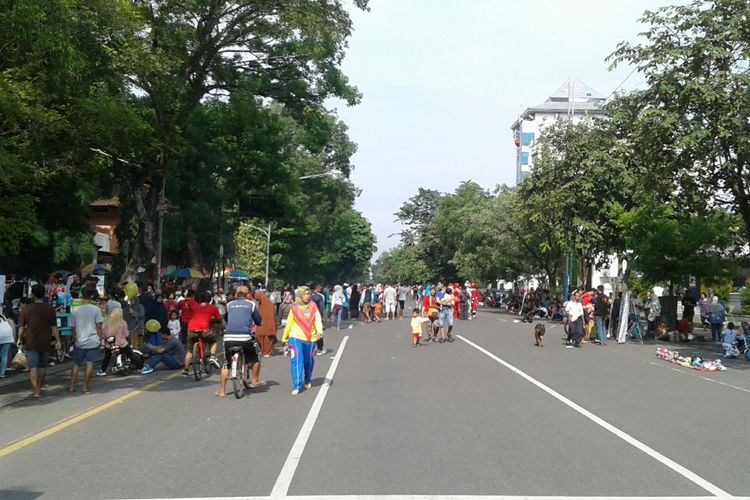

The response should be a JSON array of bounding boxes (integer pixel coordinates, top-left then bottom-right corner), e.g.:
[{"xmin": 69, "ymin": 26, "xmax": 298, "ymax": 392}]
[
  {"xmin": 95, "ymin": 370, "xmax": 107, "ymax": 377},
  {"xmin": 304, "ymin": 383, "xmax": 312, "ymax": 390},
  {"xmin": 209, "ymin": 355, "xmax": 220, "ymax": 369},
  {"xmin": 182, "ymin": 368, "xmax": 189, "ymax": 376},
  {"xmin": 291, "ymin": 389, "xmax": 300, "ymax": 396},
  {"xmin": 141, "ymin": 366, "xmax": 154, "ymax": 375},
  {"xmin": 316, "ymin": 349, "xmax": 327, "ymax": 356}
]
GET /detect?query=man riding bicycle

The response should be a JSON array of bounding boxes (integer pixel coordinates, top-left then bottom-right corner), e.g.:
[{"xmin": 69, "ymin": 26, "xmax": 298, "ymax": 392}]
[
  {"xmin": 217, "ymin": 286, "xmax": 265, "ymax": 397},
  {"xmin": 184, "ymin": 290, "xmax": 222, "ymax": 375}
]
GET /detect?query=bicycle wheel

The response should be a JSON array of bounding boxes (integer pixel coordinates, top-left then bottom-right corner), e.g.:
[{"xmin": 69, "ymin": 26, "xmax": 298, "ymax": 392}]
[
  {"xmin": 192, "ymin": 342, "xmax": 201, "ymax": 381},
  {"xmin": 242, "ymin": 355, "xmax": 253, "ymax": 390},
  {"xmin": 232, "ymin": 352, "xmax": 245, "ymax": 399},
  {"xmin": 204, "ymin": 347, "xmax": 213, "ymax": 376}
]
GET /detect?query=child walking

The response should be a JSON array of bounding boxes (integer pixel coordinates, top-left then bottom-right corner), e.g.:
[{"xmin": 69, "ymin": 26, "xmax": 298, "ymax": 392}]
[{"xmin": 410, "ymin": 308, "xmax": 427, "ymax": 347}]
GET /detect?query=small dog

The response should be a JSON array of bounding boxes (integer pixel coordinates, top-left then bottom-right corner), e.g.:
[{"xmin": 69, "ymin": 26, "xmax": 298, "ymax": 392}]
[{"xmin": 534, "ymin": 323, "xmax": 546, "ymax": 347}]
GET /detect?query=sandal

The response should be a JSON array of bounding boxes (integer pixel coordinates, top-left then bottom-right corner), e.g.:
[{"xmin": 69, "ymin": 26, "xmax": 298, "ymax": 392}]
[{"xmin": 214, "ymin": 391, "xmax": 228, "ymax": 397}]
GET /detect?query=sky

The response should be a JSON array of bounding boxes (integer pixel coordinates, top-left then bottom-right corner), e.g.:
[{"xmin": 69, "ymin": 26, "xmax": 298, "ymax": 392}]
[{"xmin": 329, "ymin": 0, "xmax": 673, "ymax": 258}]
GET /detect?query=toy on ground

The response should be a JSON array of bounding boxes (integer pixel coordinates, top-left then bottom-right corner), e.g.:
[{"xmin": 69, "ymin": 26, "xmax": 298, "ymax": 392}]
[{"xmin": 656, "ymin": 346, "xmax": 727, "ymax": 371}]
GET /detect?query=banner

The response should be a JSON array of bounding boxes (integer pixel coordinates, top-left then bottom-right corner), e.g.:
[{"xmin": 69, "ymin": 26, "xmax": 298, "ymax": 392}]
[{"xmin": 617, "ymin": 291, "xmax": 630, "ymax": 344}]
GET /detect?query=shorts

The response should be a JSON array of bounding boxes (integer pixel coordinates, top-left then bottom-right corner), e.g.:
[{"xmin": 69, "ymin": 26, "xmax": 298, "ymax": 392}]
[
  {"xmin": 26, "ymin": 350, "xmax": 49, "ymax": 369},
  {"xmin": 187, "ymin": 330, "xmax": 217, "ymax": 353},
  {"xmin": 411, "ymin": 332, "xmax": 421, "ymax": 339},
  {"xmin": 439, "ymin": 308, "xmax": 454, "ymax": 327},
  {"xmin": 73, "ymin": 347, "xmax": 101, "ymax": 366},
  {"xmin": 362, "ymin": 303, "xmax": 371, "ymax": 314},
  {"xmin": 385, "ymin": 302, "xmax": 396, "ymax": 313},
  {"xmin": 399, "ymin": 300, "xmax": 405, "ymax": 310},
  {"xmin": 223, "ymin": 340, "xmax": 260, "ymax": 368}
]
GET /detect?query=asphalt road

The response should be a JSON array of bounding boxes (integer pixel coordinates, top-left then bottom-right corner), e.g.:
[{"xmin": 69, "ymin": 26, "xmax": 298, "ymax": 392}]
[{"xmin": 1, "ymin": 308, "xmax": 749, "ymax": 500}]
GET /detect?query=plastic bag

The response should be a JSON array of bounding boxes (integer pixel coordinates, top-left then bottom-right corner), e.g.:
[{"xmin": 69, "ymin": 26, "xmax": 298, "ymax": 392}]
[{"xmin": 11, "ymin": 349, "xmax": 27, "ymax": 370}]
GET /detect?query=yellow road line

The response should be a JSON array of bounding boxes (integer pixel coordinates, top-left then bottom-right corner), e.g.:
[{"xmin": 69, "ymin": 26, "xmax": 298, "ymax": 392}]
[{"xmin": 0, "ymin": 371, "xmax": 182, "ymax": 459}]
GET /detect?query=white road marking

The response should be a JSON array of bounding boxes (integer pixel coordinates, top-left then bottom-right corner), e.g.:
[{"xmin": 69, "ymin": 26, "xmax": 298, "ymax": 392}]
[
  {"xmin": 130, "ymin": 495, "xmax": 742, "ymax": 500},
  {"xmin": 270, "ymin": 336, "xmax": 350, "ymax": 497},
  {"xmin": 648, "ymin": 361, "xmax": 750, "ymax": 394},
  {"xmin": 457, "ymin": 335, "xmax": 732, "ymax": 498}
]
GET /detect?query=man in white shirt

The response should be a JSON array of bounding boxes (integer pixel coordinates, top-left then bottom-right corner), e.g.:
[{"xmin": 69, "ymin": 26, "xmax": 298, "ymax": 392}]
[
  {"xmin": 383, "ymin": 284, "xmax": 397, "ymax": 320},
  {"xmin": 213, "ymin": 288, "xmax": 228, "ymax": 318},
  {"xmin": 564, "ymin": 290, "xmax": 584, "ymax": 348}
]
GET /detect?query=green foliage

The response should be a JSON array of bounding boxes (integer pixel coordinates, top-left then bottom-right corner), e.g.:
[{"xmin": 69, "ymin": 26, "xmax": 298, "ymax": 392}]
[
  {"xmin": 0, "ymin": 0, "xmax": 376, "ymax": 282},
  {"xmin": 233, "ymin": 222, "xmax": 268, "ymax": 279},
  {"xmin": 609, "ymin": 0, "xmax": 750, "ymax": 242}
]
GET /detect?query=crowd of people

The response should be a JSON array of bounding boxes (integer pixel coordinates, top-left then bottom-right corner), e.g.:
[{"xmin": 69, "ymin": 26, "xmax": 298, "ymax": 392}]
[{"xmin": 0, "ymin": 276, "xmax": 486, "ymax": 399}]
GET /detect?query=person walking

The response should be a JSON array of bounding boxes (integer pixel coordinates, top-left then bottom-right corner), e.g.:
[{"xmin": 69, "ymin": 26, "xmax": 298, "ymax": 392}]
[
  {"xmin": 255, "ymin": 289, "xmax": 278, "ymax": 357},
  {"xmin": 331, "ymin": 285, "xmax": 344, "ymax": 330},
  {"xmin": 0, "ymin": 311, "xmax": 16, "ymax": 378},
  {"xmin": 70, "ymin": 288, "xmax": 103, "ymax": 393},
  {"xmin": 594, "ymin": 294, "xmax": 610, "ymax": 346},
  {"xmin": 699, "ymin": 292, "xmax": 710, "ymax": 330},
  {"xmin": 282, "ymin": 287, "xmax": 323, "ymax": 395},
  {"xmin": 17, "ymin": 284, "xmax": 61, "ymax": 398},
  {"xmin": 708, "ymin": 296, "xmax": 726, "ymax": 342},
  {"xmin": 349, "ymin": 284, "xmax": 360, "ymax": 320},
  {"xmin": 311, "ymin": 283, "xmax": 327, "ymax": 355},
  {"xmin": 564, "ymin": 290, "xmax": 584, "ymax": 348}
]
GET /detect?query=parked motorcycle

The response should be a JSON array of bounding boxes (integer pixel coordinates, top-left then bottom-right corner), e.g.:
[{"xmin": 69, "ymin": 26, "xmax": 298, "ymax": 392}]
[{"xmin": 104, "ymin": 336, "xmax": 143, "ymax": 375}]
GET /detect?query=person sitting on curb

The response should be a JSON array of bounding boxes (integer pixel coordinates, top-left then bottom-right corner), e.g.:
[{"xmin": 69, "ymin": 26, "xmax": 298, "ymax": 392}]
[
  {"xmin": 141, "ymin": 328, "xmax": 186, "ymax": 374},
  {"xmin": 721, "ymin": 322, "xmax": 740, "ymax": 358}
]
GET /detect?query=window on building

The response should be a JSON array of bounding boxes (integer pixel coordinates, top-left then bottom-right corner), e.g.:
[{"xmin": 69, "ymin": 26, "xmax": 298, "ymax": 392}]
[
  {"xmin": 520, "ymin": 152, "xmax": 529, "ymax": 165},
  {"xmin": 521, "ymin": 132, "xmax": 534, "ymax": 146}
]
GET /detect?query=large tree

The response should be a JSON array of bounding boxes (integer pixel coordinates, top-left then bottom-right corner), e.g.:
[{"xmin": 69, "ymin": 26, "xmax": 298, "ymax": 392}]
[{"xmin": 609, "ymin": 0, "xmax": 750, "ymax": 241}]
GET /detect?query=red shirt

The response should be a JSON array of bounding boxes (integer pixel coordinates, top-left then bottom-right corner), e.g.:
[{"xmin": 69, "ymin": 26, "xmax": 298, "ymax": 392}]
[
  {"xmin": 187, "ymin": 302, "xmax": 221, "ymax": 331},
  {"xmin": 179, "ymin": 299, "xmax": 195, "ymax": 324},
  {"xmin": 422, "ymin": 295, "xmax": 439, "ymax": 314},
  {"xmin": 165, "ymin": 300, "xmax": 178, "ymax": 316}
]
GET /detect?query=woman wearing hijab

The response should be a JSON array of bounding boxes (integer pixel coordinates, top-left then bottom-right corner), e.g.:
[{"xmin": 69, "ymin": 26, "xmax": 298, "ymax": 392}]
[
  {"xmin": 708, "ymin": 295, "xmax": 726, "ymax": 342},
  {"xmin": 349, "ymin": 285, "xmax": 361, "ymax": 319},
  {"xmin": 279, "ymin": 285, "xmax": 294, "ymax": 326},
  {"xmin": 331, "ymin": 285, "xmax": 345, "ymax": 330},
  {"xmin": 282, "ymin": 286, "xmax": 323, "ymax": 395},
  {"xmin": 254, "ymin": 289, "xmax": 278, "ymax": 357}
]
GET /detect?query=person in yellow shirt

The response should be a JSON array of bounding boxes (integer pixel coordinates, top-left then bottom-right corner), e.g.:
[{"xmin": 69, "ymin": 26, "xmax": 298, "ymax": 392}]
[
  {"xmin": 282, "ymin": 286, "xmax": 323, "ymax": 395},
  {"xmin": 409, "ymin": 308, "xmax": 428, "ymax": 347}
]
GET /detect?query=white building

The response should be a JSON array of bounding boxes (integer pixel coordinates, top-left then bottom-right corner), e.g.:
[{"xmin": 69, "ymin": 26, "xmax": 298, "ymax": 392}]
[{"xmin": 510, "ymin": 79, "xmax": 606, "ymax": 184}]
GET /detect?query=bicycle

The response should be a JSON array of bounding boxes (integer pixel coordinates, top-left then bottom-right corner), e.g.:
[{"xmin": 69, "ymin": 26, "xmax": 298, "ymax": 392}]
[
  {"xmin": 192, "ymin": 334, "xmax": 214, "ymax": 381},
  {"xmin": 227, "ymin": 345, "xmax": 252, "ymax": 398}
]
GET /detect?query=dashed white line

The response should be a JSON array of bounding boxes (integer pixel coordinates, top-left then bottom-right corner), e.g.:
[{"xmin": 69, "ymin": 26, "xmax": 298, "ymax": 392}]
[
  {"xmin": 270, "ymin": 336, "xmax": 350, "ymax": 497},
  {"xmin": 457, "ymin": 334, "xmax": 732, "ymax": 498},
  {"xmin": 648, "ymin": 361, "xmax": 750, "ymax": 394}
]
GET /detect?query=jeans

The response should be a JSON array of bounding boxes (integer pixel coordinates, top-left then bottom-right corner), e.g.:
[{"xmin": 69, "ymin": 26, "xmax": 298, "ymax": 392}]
[
  {"xmin": 147, "ymin": 353, "xmax": 182, "ymax": 370},
  {"xmin": 630, "ymin": 314, "xmax": 641, "ymax": 339},
  {"xmin": 596, "ymin": 316, "xmax": 606, "ymax": 345},
  {"xmin": 334, "ymin": 308, "xmax": 342, "ymax": 329},
  {"xmin": 0, "ymin": 343, "xmax": 11, "ymax": 376},
  {"xmin": 710, "ymin": 323, "xmax": 723, "ymax": 342}
]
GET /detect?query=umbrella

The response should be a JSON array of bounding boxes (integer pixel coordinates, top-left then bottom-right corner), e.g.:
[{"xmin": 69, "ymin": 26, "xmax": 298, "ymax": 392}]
[
  {"xmin": 227, "ymin": 270, "xmax": 250, "ymax": 279},
  {"xmin": 81, "ymin": 263, "xmax": 111, "ymax": 275},
  {"xmin": 174, "ymin": 267, "xmax": 204, "ymax": 278},
  {"xmin": 161, "ymin": 265, "xmax": 178, "ymax": 277}
]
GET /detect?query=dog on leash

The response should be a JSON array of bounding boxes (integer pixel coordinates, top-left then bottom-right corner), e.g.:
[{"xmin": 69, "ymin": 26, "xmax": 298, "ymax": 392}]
[{"xmin": 534, "ymin": 323, "xmax": 546, "ymax": 347}]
